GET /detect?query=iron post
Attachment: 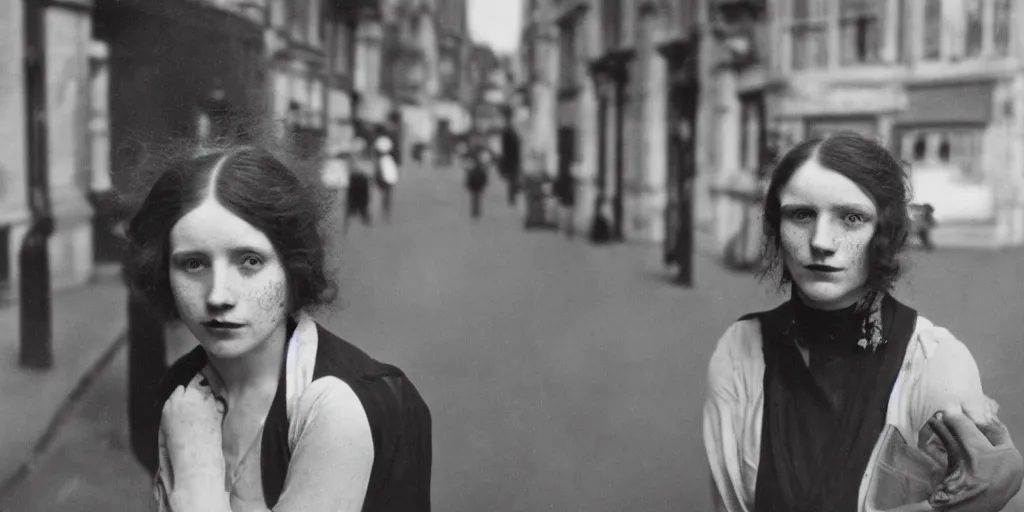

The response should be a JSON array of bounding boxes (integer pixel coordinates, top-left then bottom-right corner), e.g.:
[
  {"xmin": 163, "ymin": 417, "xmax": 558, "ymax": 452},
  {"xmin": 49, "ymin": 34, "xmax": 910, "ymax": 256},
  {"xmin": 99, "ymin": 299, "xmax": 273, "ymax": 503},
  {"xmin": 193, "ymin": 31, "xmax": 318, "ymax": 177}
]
[{"xmin": 20, "ymin": 0, "xmax": 55, "ymax": 370}]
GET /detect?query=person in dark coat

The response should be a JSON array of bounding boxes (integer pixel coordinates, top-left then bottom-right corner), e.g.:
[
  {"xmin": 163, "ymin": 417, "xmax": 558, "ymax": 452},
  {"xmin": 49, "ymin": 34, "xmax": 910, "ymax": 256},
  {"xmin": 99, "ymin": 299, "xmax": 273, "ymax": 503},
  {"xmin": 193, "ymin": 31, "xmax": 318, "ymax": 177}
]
[
  {"xmin": 500, "ymin": 116, "xmax": 522, "ymax": 206},
  {"xmin": 122, "ymin": 145, "xmax": 432, "ymax": 511},
  {"xmin": 465, "ymin": 148, "xmax": 490, "ymax": 220},
  {"xmin": 344, "ymin": 142, "xmax": 373, "ymax": 233}
]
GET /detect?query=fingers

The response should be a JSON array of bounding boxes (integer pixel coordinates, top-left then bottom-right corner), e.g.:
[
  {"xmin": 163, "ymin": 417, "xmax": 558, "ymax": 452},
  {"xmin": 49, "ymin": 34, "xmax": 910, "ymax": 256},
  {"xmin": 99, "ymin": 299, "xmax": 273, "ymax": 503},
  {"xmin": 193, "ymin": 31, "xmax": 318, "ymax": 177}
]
[
  {"xmin": 942, "ymin": 409, "xmax": 995, "ymax": 451},
  {"xmin": 929, "ymin": 411, "xmax": 968, "ymax": 466}
]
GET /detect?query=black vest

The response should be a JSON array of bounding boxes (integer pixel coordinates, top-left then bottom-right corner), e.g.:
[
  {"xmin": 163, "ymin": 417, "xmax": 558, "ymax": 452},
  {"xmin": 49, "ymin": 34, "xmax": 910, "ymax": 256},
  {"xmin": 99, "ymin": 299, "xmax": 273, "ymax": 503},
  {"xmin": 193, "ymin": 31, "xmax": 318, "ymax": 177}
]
[{"xmin": 156, "ymin": 324, "xmax": 433, "ymax": 511}]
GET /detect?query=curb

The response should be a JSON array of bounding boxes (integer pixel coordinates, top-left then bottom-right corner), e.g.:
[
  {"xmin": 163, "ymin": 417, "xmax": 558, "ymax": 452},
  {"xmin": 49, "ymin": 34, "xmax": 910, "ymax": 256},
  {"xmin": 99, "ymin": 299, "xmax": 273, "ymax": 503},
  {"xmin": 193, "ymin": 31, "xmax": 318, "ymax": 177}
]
[{"xmin": 0, "ymin": 330, "xmax": 129, "ymax": 500}]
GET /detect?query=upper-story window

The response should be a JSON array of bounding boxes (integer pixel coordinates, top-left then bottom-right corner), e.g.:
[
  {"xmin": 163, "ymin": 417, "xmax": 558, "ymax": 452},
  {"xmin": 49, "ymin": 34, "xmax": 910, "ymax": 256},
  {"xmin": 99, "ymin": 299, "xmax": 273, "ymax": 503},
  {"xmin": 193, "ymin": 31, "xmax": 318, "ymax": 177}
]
[
  {"xmin": 790, "ymin": 0, "xmax": 829, "ymax": 70},
  {"xmin": 917, "ymin": 0, "xmax": 1014, "ymax": 63},
  {"xmin": 839, "ymin": 0, "xmax": 882, "ymax": 65},
  {"xmin": 558, "ymin": 19, "xmax": 578, "ymax": 90},
  {"xmin": 601, "ymin": 0, "xmax": 623, "ymax": 52},
  {"xmin": 994, "ymin": 0, "xmax": 1011, "ymax": 56},
  {"xmin": 922, "ymin": 0, "xmax": 943, "ymax": 60},
  {"xmin": 964, "ymin": 0, "xmax": 984, "ymax": 57}
]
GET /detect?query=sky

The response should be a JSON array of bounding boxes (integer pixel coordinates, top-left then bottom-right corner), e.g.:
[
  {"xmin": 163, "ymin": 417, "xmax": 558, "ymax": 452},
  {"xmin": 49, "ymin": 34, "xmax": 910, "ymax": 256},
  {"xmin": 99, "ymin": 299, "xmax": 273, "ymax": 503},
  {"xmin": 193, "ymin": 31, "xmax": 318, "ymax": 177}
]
[{"xmin": 468, "ymin": 0, "xmax": 522, "ymax": 54}]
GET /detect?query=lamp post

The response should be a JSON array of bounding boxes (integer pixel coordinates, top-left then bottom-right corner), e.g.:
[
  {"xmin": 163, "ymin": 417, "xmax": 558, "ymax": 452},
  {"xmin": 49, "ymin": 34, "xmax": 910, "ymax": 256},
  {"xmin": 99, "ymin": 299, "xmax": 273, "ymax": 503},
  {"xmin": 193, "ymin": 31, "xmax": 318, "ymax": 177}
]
[{"xmin": 20, "ymin": 0, "xmax": 55, "ymax": 370}]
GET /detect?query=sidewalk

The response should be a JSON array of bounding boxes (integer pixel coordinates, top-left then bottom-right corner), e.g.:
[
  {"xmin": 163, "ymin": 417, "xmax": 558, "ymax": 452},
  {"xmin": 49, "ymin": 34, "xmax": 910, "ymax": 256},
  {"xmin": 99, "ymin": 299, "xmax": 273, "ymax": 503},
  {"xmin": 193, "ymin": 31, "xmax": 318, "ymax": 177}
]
[{"xmin": 0, "ymin": 274, "xmax": 128, "ymax": 498}]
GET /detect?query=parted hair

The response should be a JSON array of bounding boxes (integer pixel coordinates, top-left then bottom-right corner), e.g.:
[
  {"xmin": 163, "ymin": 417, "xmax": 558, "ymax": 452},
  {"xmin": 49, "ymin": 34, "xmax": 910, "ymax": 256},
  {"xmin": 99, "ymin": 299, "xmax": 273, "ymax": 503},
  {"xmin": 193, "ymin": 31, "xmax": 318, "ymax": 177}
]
[
  {"xmin": 758, "ymin": 132, "xmax": 912, "ymax": 293},
  {"xmin": 122, "ymin": 145, "xmax": 337, "ymax": 320}
]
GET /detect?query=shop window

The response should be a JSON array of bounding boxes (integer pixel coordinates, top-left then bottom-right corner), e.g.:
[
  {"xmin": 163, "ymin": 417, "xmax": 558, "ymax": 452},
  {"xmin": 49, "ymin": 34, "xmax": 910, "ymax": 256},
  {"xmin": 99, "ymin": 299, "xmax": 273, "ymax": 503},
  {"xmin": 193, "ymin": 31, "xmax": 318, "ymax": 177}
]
[
  {"xmin": 922, "ymin": 0, "xmax": 942, "ymax": 60},
  {"xmin": 839, "ymin": 0, "xmax": 882, "ymax": 65},
  {"xmin": 912, "ymin": 135, "xmax": 927, "ymax": 160},
  {"xmin": 791, "ymin": 0, "xmax": 829, "ymax": 70},
  {"xmin": 902, "ymin": 128, "xmax": 985, "ymax": 183}
]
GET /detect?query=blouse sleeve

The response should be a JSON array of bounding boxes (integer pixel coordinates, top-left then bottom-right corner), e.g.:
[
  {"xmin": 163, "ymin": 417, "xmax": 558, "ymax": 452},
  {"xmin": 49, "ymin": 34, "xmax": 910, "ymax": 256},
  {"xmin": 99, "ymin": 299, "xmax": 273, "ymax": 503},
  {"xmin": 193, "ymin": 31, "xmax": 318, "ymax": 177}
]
[
  {"xmin": 910, "ymin": 325, "xmax": 988, "ymax": 433},
  {"xmin": 703, "ymin": 321, "xmax": 753, "ymax": 512},
  {"xmin": 274, "ymin": 377, "xmax": 375, "ymax": 512}
]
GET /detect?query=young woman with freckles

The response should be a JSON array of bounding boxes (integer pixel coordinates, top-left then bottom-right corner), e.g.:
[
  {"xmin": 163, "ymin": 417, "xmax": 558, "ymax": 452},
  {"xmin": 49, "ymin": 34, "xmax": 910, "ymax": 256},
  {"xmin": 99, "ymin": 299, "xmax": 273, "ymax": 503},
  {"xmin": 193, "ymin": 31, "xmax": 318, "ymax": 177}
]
[
  {"xmin": 122, "ymin": 146, "xmax": 432, "ymax": 511},
  {"xmin": 702, "ymin": 133, "xmax": 1023, "ymax": 512}
]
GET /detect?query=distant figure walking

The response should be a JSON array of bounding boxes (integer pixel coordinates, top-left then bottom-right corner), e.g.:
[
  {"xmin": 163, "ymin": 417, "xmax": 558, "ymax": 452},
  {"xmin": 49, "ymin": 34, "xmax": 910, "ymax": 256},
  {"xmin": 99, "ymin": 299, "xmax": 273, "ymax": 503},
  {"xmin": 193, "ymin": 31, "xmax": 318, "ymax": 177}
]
[
  {"xmin": 465, "ymin": 148, "xmax": 490, "ymax": 221},
  {"xmin": 910, "ymin": 203, "xmax": 937, "ymax": 250},
  {"xmin": 500, "ymin": 110, "xmax": 522, "ymax": 206},
  {"xmin": 553, "ymin": 164, "xmax": 577, "ymax": 238},
  {"xmin": 374, "ymin": 132, "xmax": 399, "ymax": 223},
  {"xmin": 344, "ymin": 139, "xmax": 373, "ymax": 233}
]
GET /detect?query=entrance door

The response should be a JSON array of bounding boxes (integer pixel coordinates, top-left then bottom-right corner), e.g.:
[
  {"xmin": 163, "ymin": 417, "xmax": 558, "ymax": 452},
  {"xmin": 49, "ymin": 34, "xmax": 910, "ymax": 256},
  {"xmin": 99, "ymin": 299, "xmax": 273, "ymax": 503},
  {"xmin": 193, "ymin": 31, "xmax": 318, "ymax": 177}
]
[{"xmin": 664, "ymin": 85, "xmax": 697, "ymax": 281}]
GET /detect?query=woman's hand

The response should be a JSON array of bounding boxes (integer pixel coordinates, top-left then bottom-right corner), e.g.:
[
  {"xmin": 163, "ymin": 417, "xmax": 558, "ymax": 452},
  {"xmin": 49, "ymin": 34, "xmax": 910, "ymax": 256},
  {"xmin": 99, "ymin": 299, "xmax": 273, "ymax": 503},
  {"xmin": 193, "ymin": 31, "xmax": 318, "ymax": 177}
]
[
  {"xmin": 161, "ymin": 383, "xmax": 227, "ymax": 490},
  {"xmin": 925, "ymin": 399, "xmax": 1024, "ymax": 511}
]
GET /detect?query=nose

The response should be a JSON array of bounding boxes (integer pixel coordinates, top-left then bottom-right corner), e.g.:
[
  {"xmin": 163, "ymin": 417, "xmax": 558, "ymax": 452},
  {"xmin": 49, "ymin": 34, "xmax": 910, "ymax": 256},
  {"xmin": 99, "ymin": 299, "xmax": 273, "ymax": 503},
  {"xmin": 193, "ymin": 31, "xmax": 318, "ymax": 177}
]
[
  {"xmin": 810, "ymin": 217, "xmax": 838, "ymax": 257},
  {"xmin": 205, "ymin": 261, "xmax": 236, "ymax": 311}
]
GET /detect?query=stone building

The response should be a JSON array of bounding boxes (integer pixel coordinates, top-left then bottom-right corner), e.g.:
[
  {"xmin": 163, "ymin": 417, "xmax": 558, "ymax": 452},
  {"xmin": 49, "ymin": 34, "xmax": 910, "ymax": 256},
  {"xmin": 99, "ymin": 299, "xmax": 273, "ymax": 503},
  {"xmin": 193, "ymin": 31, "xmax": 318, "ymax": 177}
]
[
  {"xmin": 711, "ymin": 0, "xmax": 1024, "ymax": 252},
  {"xmin": 519, "ymin": 0, "xmax": 710, "ymax": 264}
]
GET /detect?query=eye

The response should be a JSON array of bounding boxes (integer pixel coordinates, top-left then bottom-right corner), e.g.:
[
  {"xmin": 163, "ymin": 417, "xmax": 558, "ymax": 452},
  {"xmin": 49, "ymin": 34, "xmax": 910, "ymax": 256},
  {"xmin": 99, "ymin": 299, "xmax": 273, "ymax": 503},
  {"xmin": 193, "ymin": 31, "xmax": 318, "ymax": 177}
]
[
  {"xmin": 844, "ymin": 213, "xmax": 867, "ymax": 225},
  {"xmin": 787, "ymin": 209, "xmax": 814, "ymax": 222},
  {"xmin": 180, "ymin": 258, "xmax": 206, "ymax": 272},
  {"xmin": 240, "ymin": 254, "xmax": 265, "ymax": 269}
]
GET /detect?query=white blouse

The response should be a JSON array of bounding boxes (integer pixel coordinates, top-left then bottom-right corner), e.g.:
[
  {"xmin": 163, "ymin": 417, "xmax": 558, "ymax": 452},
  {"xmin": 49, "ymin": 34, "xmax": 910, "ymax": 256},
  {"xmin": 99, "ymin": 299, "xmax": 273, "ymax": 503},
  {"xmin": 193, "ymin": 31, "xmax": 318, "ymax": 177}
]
[{"xmin": 703, "ymin": 314, "xmax": 988, "ymax": 512}]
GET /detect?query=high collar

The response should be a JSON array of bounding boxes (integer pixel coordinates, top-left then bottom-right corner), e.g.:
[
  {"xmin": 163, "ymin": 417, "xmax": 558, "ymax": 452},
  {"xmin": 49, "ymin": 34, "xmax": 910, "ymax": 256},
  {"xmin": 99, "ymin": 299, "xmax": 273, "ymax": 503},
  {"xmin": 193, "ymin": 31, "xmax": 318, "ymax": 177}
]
[{"xmin": 790, "ymin": 290, "xmax": 870, "ymax": 350}]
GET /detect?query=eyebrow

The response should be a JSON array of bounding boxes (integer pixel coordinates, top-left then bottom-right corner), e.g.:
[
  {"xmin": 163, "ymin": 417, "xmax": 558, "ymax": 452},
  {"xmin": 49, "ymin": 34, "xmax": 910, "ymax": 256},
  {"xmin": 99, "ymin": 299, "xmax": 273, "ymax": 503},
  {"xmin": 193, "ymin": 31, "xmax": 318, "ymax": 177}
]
[
  {"xmin": 170, "ymin": 246, "xmax": 273, "ymax": 257},
  {"xmin": 780, "ymin": 202, "xmax": 875, "ymax": 212}
]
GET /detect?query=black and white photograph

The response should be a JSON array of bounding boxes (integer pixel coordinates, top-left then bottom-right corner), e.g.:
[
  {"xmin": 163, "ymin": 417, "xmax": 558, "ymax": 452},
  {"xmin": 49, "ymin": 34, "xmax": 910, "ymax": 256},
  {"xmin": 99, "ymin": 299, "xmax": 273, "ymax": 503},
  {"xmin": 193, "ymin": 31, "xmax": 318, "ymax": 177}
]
[{"xmin": 2, "ymin": 0, "xmax": 1024, "ymax": 510}]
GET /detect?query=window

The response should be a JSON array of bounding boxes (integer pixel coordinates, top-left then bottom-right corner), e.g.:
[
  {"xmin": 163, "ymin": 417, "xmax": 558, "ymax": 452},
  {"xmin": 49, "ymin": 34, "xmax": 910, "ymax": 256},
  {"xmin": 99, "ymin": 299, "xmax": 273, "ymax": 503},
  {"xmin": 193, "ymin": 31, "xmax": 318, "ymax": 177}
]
[
  {"xmin": 901, "ymin": 128, "xmax": 984, "ymax": 183},
  {"xmin": 601, "ymin": 0, "xmax": 622, "ymax": 50},
  {"xmin": 790, "ymin": 0, "xmax": 829, "ymax": 70},
  {"xmin": 839, "ymin": 0, "xmax": 882, "ymax": 65},
  {"xmin": 558, "ymin": 21, "xmax": 578, "ymax": 89},
  {"xmin": 332, "ymin": 23, "xmax": 351, "ymax": 75},
  {"xmin": 964, "ymin": 0, "xmax": 984, "ymax": 57},
  {"xmin": 994, "ymin": 0, "xmax": 1011, "ymax": 56},
  {"xmin": 922, "ymin": 0, "xmax": 942, "ymax": 60}
]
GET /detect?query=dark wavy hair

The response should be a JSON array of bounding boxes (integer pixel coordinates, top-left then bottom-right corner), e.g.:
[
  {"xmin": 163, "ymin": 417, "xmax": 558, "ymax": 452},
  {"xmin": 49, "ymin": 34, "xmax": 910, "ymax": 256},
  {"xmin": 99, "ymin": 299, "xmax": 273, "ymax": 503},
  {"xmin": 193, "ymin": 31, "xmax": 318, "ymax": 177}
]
[
  {"xmin": 122, "ymin": 145, "xmax": 337, "ymax": 320},
  {"xmin": 758, "ymin": 132, "xmax": 912, "ymax": 293}
]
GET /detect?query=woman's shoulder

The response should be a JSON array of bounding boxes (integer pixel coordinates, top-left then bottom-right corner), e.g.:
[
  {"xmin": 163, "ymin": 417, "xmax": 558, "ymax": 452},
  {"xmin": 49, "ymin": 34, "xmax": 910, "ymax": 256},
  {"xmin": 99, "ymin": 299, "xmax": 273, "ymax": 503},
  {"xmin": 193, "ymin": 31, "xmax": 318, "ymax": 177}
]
[
  {"xmin": 905, "ymin": 315, "xmax": 985, "ymax": 409},
  {"xmin": 309, "ymin": 324, "xmax": 430, "ymax": 417},
  {"xmin": 910, "ymin": 315, "xmax": 977, "ymax": 367}
]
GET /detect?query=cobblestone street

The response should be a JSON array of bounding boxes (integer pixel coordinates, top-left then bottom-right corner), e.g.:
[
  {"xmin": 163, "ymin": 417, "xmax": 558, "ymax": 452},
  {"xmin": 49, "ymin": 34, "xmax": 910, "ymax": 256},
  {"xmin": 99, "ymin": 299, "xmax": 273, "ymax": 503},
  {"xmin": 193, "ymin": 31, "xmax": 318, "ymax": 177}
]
[{"xmin": 3, "ymin": 164, "xmax": 1023, "ymax": 511}]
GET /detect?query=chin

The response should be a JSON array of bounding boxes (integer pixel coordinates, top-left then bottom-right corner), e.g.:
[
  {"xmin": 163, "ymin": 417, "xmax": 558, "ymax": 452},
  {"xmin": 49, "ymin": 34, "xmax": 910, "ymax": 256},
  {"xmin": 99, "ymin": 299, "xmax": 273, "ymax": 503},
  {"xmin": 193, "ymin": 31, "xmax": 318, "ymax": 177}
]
[
  {"xmin": 794, "ymin": 280, "xmax": 860, "ymax": 309},
  {"xmin": 197, "ymin": 336, "xmax": 259, "ymax": 359}
]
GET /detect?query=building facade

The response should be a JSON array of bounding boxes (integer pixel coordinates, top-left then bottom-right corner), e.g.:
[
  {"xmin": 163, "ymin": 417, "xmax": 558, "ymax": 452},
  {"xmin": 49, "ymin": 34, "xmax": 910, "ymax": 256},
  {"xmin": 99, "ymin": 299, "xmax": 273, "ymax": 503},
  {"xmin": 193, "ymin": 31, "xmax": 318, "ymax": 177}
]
[
  {"xmin": 519, "ymin": 0, "xmax": 710, "ymax": 260},
  {"xmin": 712, "ymin": 0, "xmax": 1024, "ymax": 253},
  {"xmin": 0, "ymin": 0, "xmax": 101, "ymax": 299}
]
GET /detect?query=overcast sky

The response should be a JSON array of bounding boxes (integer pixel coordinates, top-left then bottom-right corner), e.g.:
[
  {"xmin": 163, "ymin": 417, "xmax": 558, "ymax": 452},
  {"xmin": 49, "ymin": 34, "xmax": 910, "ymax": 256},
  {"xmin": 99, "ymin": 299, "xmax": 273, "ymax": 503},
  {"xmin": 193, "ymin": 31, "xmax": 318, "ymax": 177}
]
[{"xmin": 468, "ymin": 0, "xmax": 522, "ymax": 54}]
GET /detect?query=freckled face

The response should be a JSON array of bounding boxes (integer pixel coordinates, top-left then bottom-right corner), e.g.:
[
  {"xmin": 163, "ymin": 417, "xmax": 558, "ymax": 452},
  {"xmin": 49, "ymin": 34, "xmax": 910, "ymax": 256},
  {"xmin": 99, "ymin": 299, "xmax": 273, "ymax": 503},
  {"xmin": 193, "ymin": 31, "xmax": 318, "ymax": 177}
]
[
  {"xmin": 169, "ymin": 199, "xmax": 289, "ymax": 360},
  {"xmin": 779, "ymin": 158, "xmax": 878, "ymax": 310}
]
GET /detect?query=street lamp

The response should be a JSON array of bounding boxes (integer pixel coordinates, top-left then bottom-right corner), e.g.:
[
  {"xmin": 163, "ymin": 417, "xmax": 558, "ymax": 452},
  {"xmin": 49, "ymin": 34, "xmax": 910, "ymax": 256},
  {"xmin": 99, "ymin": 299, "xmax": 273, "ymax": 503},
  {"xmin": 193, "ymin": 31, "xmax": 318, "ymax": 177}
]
[{"xmin": 20, "ymin": 0, "xmax": 54, "ymax": 370}]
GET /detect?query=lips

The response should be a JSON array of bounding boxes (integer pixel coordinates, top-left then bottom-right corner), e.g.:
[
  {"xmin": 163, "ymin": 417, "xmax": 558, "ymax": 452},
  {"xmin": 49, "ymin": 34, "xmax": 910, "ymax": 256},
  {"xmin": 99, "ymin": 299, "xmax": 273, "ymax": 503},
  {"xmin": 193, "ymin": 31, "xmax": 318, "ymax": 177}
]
[
  {"xmin": 806, "ymin": 266, "xmax": 839, "ymax": 274},
  {"xmin": 805, "ymin": 264, "xmax": 842, "ymax": 273},
  {"xmin": 202, "ymin": 319, "xmax": 245, "ymax": 329}
]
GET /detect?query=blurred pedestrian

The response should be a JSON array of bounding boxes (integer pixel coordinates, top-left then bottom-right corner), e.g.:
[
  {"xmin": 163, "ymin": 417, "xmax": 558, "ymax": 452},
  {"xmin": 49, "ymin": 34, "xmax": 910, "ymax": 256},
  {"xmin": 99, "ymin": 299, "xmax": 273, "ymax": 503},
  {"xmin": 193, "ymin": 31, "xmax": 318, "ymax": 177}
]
[
  {"xmin": 553, "ymin": 164, "xmax": 577, "ymax": 238},
  {"xmin": 344, "ymin": 140, "xmax": 373, "ymax": 234},
  {"xmin": 465, "ymin": 147, "xmax": 490, "ymax": 220},
  {"xmin": 500, "ymin": 117, "xmax": 522, "ymax": 206},
  {"xmin": 704, "ymin": 132, "xmax": 1022, "ymax": 512},
  {"xmin": 123, "ymin": 145, "xmax": 433, "ymax": 511},
  {"xmin": 910, "ymin": 203, "xmax": 937, "ymax": 251},
  {"xmin": 374, "ymin": 131, "xmax": 399, "ymax": 223}
]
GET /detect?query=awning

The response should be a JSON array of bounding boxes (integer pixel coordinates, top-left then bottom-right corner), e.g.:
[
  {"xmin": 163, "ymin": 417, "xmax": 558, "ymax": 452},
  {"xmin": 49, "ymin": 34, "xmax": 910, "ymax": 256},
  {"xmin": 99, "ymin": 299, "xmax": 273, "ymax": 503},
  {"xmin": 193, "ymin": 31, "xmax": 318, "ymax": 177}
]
[{"xmin": 897, "ymin": 81, "xmax": 994, "ymax": 125}]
